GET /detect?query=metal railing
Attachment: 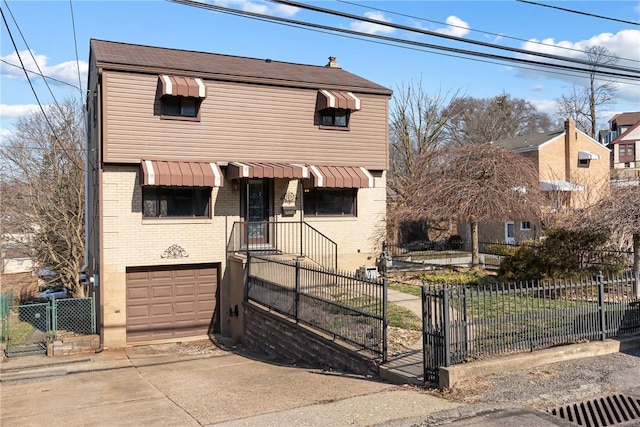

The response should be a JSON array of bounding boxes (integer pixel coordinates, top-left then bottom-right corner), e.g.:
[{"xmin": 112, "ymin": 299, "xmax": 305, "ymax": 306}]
[
  {"xmin": 1, "ymin": 296, "xmax": 96, "ymax": 357},
  {"xmin": 423, "ymin": 274, "xmax": 640, "ymax": 383},
  {"xmin": 246, "ymin": 254, "xmax": 387, "ymax": 360},
  {"xmin": 228, "ymin": 221, "xmax": 338, "ymax": 271}
]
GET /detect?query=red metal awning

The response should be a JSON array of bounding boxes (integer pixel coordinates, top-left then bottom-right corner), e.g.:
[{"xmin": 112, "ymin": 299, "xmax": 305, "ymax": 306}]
[
  {"xmin": 225, "ymin": 162, "xmax": 309, "ymax": 179},
  {"xmin": 141, "ymin": 160, "xmax": 223, "ymax": 187},
  {"xmin": 307, "ymin": 165, "xmax": 374, "ymax": 188},
  {"xmin": 317, "ymin": 90, "xmax": 361, "ymax": 111},
  {"xmin": 158, "ymin": 75, "xmax": 207, "ymax": 98}
]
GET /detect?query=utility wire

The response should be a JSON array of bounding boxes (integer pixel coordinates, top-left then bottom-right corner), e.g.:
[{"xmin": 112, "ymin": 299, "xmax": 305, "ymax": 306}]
[
  {"xmin": 516, "ymin": 0, "xmax": 640, "ymax": 26},
  {"xmin": 0, "ymin": 6, "xmax": 82, "ymax": 170},
  {"xmin": 168, "ymin": 0, "xmax": 640, "ymax": 81},
  {"xmin": 268, "ymin": 0, "xmax": 640, "ymax": 76},
  {"xmin": 2, "ymin": 0, "xmax": 62, "ymax": 113},
  {"xmin": 68, "ymin": 0, "xmax": 84, "ymax": 96},
  {"xmin": 0, "ymin": 59, "xmax": 81, "ymax": 89},
  {"xmin": 337, "ymin": 0, "xmax": 638, "ymax": 64}
]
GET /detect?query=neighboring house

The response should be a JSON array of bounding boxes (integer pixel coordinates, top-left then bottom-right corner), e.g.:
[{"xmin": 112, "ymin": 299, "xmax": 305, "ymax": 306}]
[
  {"xmin": 461, "ymin": 119, "xmax": 610, "ymax": 245},
  {"xmin": 1, "ymin": 232, "xmax": 34, "ymax": 274},
  {"xmin": 85, "ymin": 40, "xmax": 392, "ymax": 348},
  {"xmin": 599, "ymin": 112, "xmax": 640, "ymax": 182}
]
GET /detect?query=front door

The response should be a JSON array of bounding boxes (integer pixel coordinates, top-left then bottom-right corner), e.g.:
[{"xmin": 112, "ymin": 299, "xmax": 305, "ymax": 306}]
[
  {"xmin": 504, "ymin": 221, "xmax": 516, "ymax": 245},
  {"xmin": 243, "ymin": 179, "xmax": 271, "ymax": 246}
]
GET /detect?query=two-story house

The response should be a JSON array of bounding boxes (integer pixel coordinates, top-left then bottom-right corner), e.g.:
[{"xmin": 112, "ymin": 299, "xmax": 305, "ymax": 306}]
[
  {"xmin": 600, "ymin": 112, "xmax": 640, "ymax": 182},
  {"xmin": 464, "ymin": 119, "xmax": 610, "ymax": 245},
  {"xmin": 86, "ymin": 40, "xmax": 392, "ymax": 348}
]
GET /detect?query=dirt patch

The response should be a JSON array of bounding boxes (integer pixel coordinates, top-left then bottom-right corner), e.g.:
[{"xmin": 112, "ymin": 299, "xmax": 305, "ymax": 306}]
[{"xmin": 387, "ymin": 326, "xmax": 421, "ymax": 356}]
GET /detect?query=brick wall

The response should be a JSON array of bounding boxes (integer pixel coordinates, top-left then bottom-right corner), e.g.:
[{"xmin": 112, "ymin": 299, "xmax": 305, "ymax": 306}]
[{"xmin": 243, "ymin": 302, "xmax": 380, "ymax": 377}]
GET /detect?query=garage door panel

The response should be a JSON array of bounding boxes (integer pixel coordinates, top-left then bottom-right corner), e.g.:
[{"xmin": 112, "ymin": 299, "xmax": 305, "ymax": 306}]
[
  {"xmin": 126, "ymin": 264, "xmax": 218, "ymax": 343},
  {"xmin": 175, "ymin": 284, "xmax": 195, "ymax": 296}
]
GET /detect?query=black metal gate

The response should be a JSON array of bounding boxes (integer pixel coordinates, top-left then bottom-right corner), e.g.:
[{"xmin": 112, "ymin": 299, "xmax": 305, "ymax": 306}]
[{"xmin": 422, "ymin": 287, "xmax": 449, "ymax": 384}]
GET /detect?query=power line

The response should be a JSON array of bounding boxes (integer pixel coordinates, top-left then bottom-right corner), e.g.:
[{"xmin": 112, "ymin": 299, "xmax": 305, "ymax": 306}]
[
  {"xmin": 0, "ymin": 59, "xmax": 81, "ymax": 89},
  {"xmin": 167, "ymin": 0, "xmax": 640, "ymax": 81},
  {"xmin": 516, "ymin": 0, "xmax": 640, "ymax": 26},
  {"xmin": 337, "ymin": 0, "xmax": 638, "ymax": 64},
  {"xmin": 2, "ymin": 0, "xmax": 62, "ymax": 113},
  {"xmin": 267, "ymin": 0, "xmax": 640, "ymax": 76},
  {"xmin": 68, "ymin": 0, "xmax": 83, "ymax": 96},
  {"xmin": 0, "ymin": 6, "xmax": 83, "ymax": 170}
]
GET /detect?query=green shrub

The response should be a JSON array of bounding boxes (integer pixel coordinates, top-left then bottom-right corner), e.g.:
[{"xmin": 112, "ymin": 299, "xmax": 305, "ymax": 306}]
[{"xmin": 420, "ymin": 270, "xmax": 492, "ymax": 286}]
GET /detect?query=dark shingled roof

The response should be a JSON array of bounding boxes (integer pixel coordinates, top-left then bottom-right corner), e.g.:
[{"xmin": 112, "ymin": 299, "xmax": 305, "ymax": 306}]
[
  {"xmin": 609, "ymin": 112, "xmax": 640, "ymax": 126},
  {"xmin": 90, "ymin": 39, "xmax": 392, "ymax": 95},
  {"xmin": 492, "ymin": 130, "xmax": 564, "ymax": 151}
]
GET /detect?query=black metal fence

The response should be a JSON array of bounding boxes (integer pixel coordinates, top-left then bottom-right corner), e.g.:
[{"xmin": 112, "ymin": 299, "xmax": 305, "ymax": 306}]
[
  {"xmin": 228, "ymin": 221, "xmax": 338, "ymax": 271},
  {"xmin": 1, "ymin": 296, "xmax": 96, "ymax": 357},
  {"xmin": 423, "ymin": 274, "xmax": 640, "ymax": 383},
  {"xmin": 246, "ymin": 254, "xmax": 387, "ymax": 360}
]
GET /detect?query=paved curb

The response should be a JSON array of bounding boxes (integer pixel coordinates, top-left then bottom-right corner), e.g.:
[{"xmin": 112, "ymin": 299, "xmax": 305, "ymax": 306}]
[{"xmin": 440, "ymin": 335, "xmax": 640, "ymax": 389}]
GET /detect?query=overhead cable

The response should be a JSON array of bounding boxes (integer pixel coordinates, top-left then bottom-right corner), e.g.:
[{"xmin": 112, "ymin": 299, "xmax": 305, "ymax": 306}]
[{"xmin": 516, "ymin": 0, "xmax": 640, "ymax": 26}]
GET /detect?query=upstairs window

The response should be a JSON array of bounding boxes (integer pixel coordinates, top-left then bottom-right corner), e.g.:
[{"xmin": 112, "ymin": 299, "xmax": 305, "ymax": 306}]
[
  {"xmin": 320, "ymin": 108, "xmax": 349, "ymax": 127},
  {"xmin": 143, "ymin": 187, "xmax": 210, "ymax": 218},
  {"xmin": 316, "ymin": 89, "xmax": 360, "ymax": 130},
  {"xmin": 158, "ymin": 75, "xmax": 206, "ymax": 120},
  {"xmin": 162, "ymin": 96, "xmax": 199, "ymax": 117},
  {"xmin": 620, "ymin": 143, "xmax": 635, "ymax": 162}
]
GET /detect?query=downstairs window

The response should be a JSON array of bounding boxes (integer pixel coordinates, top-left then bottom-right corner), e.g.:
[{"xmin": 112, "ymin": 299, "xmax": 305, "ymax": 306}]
[
  {"xmin": 143, "ymin": 187, "xmax": 210, "ymax": 218},
  {"xmin": 303, "ymin": 188, "xmax": 357, "ymax": 216}
]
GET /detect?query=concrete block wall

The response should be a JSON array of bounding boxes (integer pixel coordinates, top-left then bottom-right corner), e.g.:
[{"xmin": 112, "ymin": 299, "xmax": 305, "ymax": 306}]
[{"xmin": 243, "ymin": 302, "xmax": 379, "ymax": 376}]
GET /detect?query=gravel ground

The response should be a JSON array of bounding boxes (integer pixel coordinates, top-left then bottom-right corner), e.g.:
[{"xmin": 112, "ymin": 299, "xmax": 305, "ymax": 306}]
[{"xmin": 387, "ymin": 345, "xmax": 640, "ymax": 426}]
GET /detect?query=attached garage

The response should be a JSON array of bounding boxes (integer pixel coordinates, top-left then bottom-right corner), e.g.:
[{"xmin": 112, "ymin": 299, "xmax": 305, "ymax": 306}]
[{"xmin": 126, "ymin": 263, "xmax": 219, "ymax": 343}]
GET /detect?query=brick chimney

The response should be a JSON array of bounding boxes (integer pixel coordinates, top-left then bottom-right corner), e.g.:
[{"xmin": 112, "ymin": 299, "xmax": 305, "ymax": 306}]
[
  {"xmin": 564, "ymin": 118, "xmax": 578, "ymax": 182},
  {"xmin": 326, "ymin": 56, "xmax": 341, "ymax": 68}
]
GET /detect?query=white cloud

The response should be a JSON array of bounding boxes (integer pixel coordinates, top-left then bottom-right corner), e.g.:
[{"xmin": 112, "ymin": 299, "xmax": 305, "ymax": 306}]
[
  {"xmin": 0, "ymin": 104, "xmax": 40, "ymax": 119},
  {"xmin": 516, "ymin": 29, "xmax": 640, "ymax": 109},
  {"xmin": 529, "ymin": 99, "xmax": 556, "ymax": 116},
  {"xmin": 350, "ymin": 11, "xmax": 395, "ymax": 35},
  {"xmin": 212, "ymin": 0, "xmax": 299, "ymax": 17},
  {"xmin": 1, "ymin": 50, "xmax": 87, "ymax": 90},
  {"xmin": 435, "ymin": 16, "xmax": 470, "ymax": 38}
]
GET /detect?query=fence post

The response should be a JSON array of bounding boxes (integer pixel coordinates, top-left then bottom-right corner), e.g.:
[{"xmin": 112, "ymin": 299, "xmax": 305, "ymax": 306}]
[
  {"xmin": 443, "ymin": 288, "xmax": 451, "ymax": 367},
  {"xmin": 91, "ymin": 293, "xmax": 97, "ymax": 334},
  {"xmin": 50, "ymin": 299, "xmax": 57, "ymax": 341},
  {"xmin": 244, "ymin": 253, "xmax": 251, "ymax": 302},
  {"xmin": 382, "ymin": 274, "xmax": 388, "ymax": 363},
  {"xmin": 295, "ymin": 259, "xmax": 301, "ymax": 322},
  {"xmin": 597, "ymin": 277, "xmax": 606, "ymax": 341}
]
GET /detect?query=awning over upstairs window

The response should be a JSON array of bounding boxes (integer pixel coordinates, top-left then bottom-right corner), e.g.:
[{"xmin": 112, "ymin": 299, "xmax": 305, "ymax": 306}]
[
  {"xmin": 225, "ymin": 162, "xmax": 309, "ymax": 179},
  {"xmin": 158, "ymin": 75, "xmax": 207, "ymax": 98},
  {"xmin": 307, "ymin": 165, "xmax": 374, "ymax": 188},
  {"xmin": 141, "ymin": 160, "xmax": 223, "ymax": 187},
  {"xmin": 578, "ymin": 150, "xmax": 600, "ymax": 160},
  {"xmin": 317, "ymin": 89, "xmax": 361, "ymax": 111}
]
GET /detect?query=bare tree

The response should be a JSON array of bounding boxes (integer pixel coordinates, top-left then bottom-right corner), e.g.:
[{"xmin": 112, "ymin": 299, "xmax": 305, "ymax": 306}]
[
  {"xmin": 555, "ymin": 45, "xmax": 618, "ymax": 138},
  {"xmin": 446, "ymin": 93, "xmax": 555, "ymax": 145},
  {"xmin": 591, "ymin": 182, "xmax": 640, "ymax": 297},
  {"xmin": 0, "ymin": 98, "xmax": 86, "ymax": 296},
  {"xmin": 387, "ymin": 80, "xmax": 463, "ymax": 243},
  {"xmin": 399, "ymin": 144, "xmax": 544, "ymax": 267}
]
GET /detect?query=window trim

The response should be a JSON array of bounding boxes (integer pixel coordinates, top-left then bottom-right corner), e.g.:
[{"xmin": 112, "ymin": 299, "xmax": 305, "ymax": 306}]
[
  {"xmin": 317, "ymin": 108, "xmax": 351, "ymax": 130},
  {"xmin": 142, "ymin": 186, "xmax": 211, "ymax": 219},
  {"xmin": 520, "ymin": 221, "xmax": 531, "ymax": 231},
  {"xmin": 160, "ymin": 95, "xmax": 202, "ymax": 121},
  {"xmin": 303, "ymin": 187, "xmax": 358, "ymax": 217}
]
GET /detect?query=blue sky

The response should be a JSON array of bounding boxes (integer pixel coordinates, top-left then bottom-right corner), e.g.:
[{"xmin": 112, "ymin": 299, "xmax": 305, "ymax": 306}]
[{"xmin": 1, "ymin": 0, "xmax": 639, "ymax": 142}]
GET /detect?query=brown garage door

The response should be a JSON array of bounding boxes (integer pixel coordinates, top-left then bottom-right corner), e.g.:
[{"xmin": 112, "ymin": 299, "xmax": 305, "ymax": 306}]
[{"xmin": 126, "ymin": 263, "xmax": 219, "ymax": 343}]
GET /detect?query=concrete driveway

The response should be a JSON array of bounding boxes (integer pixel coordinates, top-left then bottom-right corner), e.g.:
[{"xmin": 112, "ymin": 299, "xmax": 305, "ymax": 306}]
[{"xmin": 0, "ymin": 344, "xmax": 460, "ymax": 427}]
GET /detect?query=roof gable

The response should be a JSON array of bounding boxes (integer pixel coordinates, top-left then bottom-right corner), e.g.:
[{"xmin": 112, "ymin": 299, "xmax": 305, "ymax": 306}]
[
  {"xmin": 611, "ymin": 121, "xmax": 640, "ymax": 145},
  {"xmin": 90, "ymin": 39, "xmax": 392, "ymax": 95},
  {"xmin": 492, "ymin": 130, "xmax": 563, "ymax": 151},
  {"xmin": 609, "ymin": 111, "xmax": 640, "ymax": 126}
]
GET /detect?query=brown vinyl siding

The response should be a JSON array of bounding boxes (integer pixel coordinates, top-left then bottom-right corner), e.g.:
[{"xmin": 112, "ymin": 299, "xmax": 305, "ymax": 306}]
[{"xmin": 103, "ymin": 71, "xmax": 389, "ymax": 169}]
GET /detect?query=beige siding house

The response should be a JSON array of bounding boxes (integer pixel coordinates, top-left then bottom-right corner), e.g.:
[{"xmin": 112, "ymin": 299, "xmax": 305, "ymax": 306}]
[
  {"xmin": 461, "ymin": 119, "xmax": 610, "ymax": 245},
  {"xmin": 86, "ymin": 40, "xmax": 392, "ymax": 349}
]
